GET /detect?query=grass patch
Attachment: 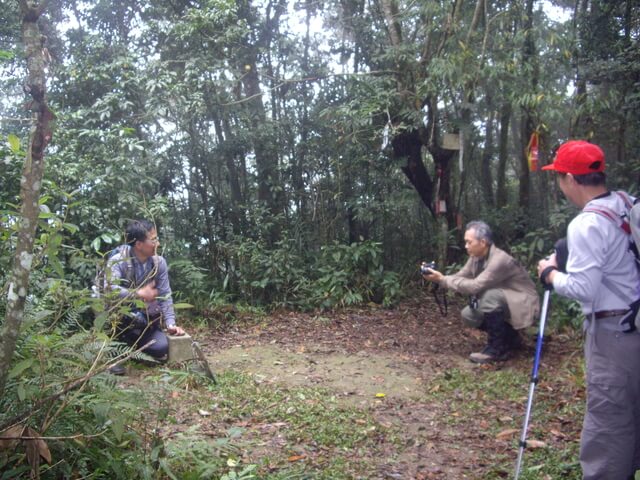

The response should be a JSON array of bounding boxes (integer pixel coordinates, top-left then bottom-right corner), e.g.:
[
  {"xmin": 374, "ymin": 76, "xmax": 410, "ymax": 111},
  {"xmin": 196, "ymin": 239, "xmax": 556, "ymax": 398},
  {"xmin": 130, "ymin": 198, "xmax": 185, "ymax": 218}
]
[
  {"xmin": 143, "ymin": 368, "xmax": 390, "ymax": 479},
  {"xmin": 423, "ymin": 356, "xmax": 584, "ymax": 480},
  {"xmin": 511, "ymin": 446, "xmax": 581, "ymax": 479},
  {"xmin": 425, "ymin": 367, "xmax": 530, "ymax": 425}
]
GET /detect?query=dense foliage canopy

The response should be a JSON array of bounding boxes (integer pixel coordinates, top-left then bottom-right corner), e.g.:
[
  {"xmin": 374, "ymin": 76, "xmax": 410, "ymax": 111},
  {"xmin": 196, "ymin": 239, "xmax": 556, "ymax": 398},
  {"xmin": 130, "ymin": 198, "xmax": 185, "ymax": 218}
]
[{"xmin": 2, "ymin": 0, "xmax": 639, "ymax": 303}]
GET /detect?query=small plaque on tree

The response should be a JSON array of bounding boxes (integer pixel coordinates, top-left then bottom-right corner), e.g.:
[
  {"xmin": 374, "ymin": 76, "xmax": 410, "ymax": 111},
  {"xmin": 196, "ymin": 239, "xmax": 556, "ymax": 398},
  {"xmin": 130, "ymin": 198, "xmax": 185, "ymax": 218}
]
[{"xmin": 443, "ymin": 133, "xmax": 460, "ymax": 150}]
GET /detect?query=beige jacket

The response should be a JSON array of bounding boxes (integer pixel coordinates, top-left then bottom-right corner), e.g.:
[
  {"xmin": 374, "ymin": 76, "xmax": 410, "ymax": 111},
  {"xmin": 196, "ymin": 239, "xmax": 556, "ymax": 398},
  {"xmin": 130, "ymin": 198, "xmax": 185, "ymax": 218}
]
[{"xmin": 440, "ymin": 245, "xmax": 540, "ymax": 329}]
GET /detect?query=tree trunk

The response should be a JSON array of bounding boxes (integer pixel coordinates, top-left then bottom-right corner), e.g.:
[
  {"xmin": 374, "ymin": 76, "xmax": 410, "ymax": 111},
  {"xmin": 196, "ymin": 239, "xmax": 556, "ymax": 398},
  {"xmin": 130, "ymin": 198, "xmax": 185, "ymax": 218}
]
[
  {"xmin": 0, "ymin": 0, "xmax": 54, "ymax": 396},
  {"xmin": 237, "ymin": 0, "xmax": 283, "ymax": 244},
  {"xmin": 380, "ymin": 0, "xmax": 402, "ymax": 47},
  {"xmin": 496, "ymin": 103, "xmax": 511, "ymax": 208},
  {"xmin": 570, "ymin": 0, "xmax": 589, "ymax": 137},
  {"xmin": 396, "ymin": 130, "xmax": 435, "ymax": 215},
  {"xmin": 518, "ymin": 0, "xmax": 538, "ymax": 212},
  {"xmin": 211, "ymin": 110, "xmax": 245, "ymax": 235},
  {"xmin": 480, "ymin": 109, "xmax": 495, "ymax": 208}
]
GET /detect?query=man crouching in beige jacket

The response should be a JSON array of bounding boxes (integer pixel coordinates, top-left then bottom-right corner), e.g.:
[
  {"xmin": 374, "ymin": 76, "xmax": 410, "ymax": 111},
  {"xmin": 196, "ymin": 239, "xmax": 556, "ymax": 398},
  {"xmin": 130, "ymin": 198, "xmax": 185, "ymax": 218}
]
[{"xmin": 422, "ymin": 220, "xmax": 540, "ymax": 364}]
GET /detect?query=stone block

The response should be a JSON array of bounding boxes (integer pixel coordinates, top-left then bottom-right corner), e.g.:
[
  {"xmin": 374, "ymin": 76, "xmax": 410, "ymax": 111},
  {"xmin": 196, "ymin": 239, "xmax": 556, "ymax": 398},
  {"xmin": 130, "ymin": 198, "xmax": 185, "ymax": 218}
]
[{"xmin": 167, "ymin": 333, "xmax": 194, "ymax": 363}]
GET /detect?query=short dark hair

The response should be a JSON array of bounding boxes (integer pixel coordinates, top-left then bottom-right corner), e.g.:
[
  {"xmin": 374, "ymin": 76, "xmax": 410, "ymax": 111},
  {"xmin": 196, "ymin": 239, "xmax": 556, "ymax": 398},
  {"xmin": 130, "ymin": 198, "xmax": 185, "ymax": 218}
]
[
  {"xmin": 559, "ymin": 171, "xmax": 606, "ymax": 186},
  {"xmin": 125, "ymin": 219, "xmax": 155, "ymax": 246}
]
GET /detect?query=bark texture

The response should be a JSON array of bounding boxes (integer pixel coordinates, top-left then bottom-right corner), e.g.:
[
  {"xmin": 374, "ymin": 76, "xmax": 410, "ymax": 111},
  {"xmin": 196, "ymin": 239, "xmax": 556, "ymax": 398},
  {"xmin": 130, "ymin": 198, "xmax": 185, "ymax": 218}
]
[{"xmin": 0, "ymin": 0, "xmax": 54, "ymax": 396}]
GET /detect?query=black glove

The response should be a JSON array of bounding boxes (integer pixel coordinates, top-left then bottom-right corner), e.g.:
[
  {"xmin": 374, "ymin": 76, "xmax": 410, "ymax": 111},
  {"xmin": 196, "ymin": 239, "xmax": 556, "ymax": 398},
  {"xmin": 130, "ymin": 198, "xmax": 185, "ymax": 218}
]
[{"xmin": 539, "ymin": 265, "xmax": 557, "ymax": 290}]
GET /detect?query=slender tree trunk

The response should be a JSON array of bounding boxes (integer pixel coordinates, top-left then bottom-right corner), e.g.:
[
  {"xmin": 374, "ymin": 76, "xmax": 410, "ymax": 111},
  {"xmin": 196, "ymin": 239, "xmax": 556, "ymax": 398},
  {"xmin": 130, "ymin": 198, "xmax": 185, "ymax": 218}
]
[
  {"xmin": 241, "ymin": 60, "xmax": 278, "ymax": 210},
  {"xmin": 293, "ymin": 0, "xmax": 313, "ymax": 233},
  {"xmin": 613, "ymin": 0, "xmax": 633, "ymax": 165},
  {"xmin": 237, "ymin": 0, "xmax": 284, "ymax": 243},
  {"xmin": 236, "ymin": 0, "xmax": 284, "ymax": 244},
  {"xmin": 496, "ymin": 103, "xmax": 510, "ymax": 208},
  {"xmin": 570, "ymin": 0, "xmax": 589, "ymax": 137},
  {"xmin": 518, "ymin": 0, "xmax": 537, "ymax": 212},
  {"xmin": 380, "ymin": 0, "xmax": 402, "ymax": 47},
  {"xmin": 211, "ymin": 111, "xmax": 244, "ymax": 235},
  {"xmin": 0, "ymin": 0, "xmax": 54, "ymax": 396},
  {"xmin": 481, "ymin": 109, "xmax": 495, "ymax": 207}
]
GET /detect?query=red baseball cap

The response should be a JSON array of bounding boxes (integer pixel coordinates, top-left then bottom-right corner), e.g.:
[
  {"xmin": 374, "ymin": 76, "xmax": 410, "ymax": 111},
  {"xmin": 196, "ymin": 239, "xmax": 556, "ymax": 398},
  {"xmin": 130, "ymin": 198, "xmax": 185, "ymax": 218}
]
[{"xmin": 542, "ymin": 140, "xmax": 605, "ymax": 174}]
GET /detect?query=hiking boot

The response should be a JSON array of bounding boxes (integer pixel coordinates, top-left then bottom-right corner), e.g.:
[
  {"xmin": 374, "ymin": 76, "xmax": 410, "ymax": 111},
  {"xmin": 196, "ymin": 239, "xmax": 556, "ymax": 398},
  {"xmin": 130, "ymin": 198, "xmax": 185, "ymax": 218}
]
[
  {"xmin": 108, "ymin": 364, "xmax": 126, "ymax": 376},
  {"xmin": 470, "ymin": 311, "xmax": 512, "ymax": 364},
  {"xmin": 508, "ymin": 328, "xmax": 523, "ymax": 351},
  {"xmin": 469, "ymin": 346, "xmax": 509, "ymax": 364}
]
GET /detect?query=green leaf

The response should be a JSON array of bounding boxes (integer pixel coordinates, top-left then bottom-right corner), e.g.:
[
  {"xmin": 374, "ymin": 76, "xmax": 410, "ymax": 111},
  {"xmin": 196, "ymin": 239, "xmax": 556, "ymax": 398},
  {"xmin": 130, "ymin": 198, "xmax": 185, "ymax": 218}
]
[
  {"xmin": 9, "ymin": 358, "xmax": 35, "ymax": 379},
  {"xmin": 94, "ymin": 312, "xmax": 108, "ymax": 331},
  {"xmin": 91, "ymin": 237, "xmax": 102, "ymax": 252},
  {"xmin": 62, "ymin": 222, "xmax": 79, "ymax": 233},
  {"xmin": 48, "ymin": 256, "xmax": 65, "ymax": 277},
  {"xmin": 7, "ymin": 134, "xmax": 20, "ymax": 153},
  {"xmin": 0, "ymin": 49, "xmax": 15, "ymax": 61},
  {"xmin": 110, "ymin": 414, "xmax": 125, "ymax": 441},
  {"xmin": 17, "ymin": 383, "xmax": 26, "ymax": 401},
  {"xmin": 33, "ymin": 309, "xmax": 54, "ymax": 321}
]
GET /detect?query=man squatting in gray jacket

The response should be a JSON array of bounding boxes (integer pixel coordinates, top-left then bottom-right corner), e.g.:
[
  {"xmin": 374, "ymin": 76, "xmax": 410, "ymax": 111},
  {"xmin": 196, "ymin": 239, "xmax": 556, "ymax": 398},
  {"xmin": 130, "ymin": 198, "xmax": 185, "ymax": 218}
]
[
  {"xmin": 108, "ymin": 220, "xmax": 185, "ymax": 372},
  {"xmin": 538, "ymin": 140, "xmax": 640, "ymax": 480},
  {"xmin": 422, "ymin": 220, "xmax": 540, "ymax": 364}
]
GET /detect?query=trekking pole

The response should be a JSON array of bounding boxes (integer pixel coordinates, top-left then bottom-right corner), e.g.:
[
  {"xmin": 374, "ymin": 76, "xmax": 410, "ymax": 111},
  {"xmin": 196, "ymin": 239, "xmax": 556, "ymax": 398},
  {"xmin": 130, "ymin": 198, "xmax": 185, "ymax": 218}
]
[{"xmin": 514, "ymin": 286, "xmax": 552, "ymax": 479}]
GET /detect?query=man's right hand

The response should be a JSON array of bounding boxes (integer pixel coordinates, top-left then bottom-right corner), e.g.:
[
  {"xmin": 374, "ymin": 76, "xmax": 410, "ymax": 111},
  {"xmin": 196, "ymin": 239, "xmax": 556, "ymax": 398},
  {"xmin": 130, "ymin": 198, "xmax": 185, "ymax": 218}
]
[
  {"xmin": 422, "ymin": 269, "xmax": 444, "ymax": 283},
  {"xmin": 537, "ymin": 254, "xmax": 558, "ymax": 287},
  {"xmin": 136, "ymin": 282, "xmax": 158, "ymax": 302}
]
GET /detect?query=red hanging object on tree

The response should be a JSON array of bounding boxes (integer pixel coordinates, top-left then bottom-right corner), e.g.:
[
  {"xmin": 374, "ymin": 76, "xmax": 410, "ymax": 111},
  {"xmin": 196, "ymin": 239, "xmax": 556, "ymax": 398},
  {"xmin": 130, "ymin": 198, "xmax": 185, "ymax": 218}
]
[{"xmin": 527, "ymin": 132, "xmax": 539, "ymax": 172}]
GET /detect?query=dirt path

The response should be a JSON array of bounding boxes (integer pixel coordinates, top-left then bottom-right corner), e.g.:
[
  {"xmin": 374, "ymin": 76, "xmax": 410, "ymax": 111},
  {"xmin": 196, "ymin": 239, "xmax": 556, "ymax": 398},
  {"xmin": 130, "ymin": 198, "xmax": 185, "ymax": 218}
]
[{"xmin": 194, "ymin": 294, "xmax": 583, "ymax": 479}]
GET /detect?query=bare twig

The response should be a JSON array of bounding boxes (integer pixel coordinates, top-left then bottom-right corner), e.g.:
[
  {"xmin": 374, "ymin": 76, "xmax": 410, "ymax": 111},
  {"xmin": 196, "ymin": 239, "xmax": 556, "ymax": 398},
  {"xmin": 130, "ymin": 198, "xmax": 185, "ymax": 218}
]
[{"xmin": 0, "ymin": 430, "xmax": 108, "ymax": 441}]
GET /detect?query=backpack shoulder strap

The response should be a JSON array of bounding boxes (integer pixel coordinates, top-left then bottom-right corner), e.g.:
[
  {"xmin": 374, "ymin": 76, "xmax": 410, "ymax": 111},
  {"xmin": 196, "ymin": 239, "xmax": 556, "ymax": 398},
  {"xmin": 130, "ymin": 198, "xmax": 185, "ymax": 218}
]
[
  {"xmin": 614, "ymin": 190, "xmax": 634, "ymax": 209},
  {"xmin": 630, "ymin": 202, "xmax": 640, "ymax": 247},
  {"xmin": 151, "ymin": 255, "xmax": 160, "ymax": 276},
  {"xmin": 583, "ymin": 204, "xmax": 624, "ymax": 227},
  {"xmin": 119, "ymin": 245, "xmax": 136, "ymax": 286},
  {"xmin": 583, "ymin": 196, "xmax": 631, "ymax": 234}
]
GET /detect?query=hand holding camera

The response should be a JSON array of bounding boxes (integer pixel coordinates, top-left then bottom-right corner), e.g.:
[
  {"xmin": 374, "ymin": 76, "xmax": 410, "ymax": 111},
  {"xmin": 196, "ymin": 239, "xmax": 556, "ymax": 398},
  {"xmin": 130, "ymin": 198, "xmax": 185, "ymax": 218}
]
[
  {"xmin": 420, "ymin": 261, "xmax": 437, "ymax": 275},
  {"xmin": 420, "ymin": 261, "xmax": 443, "ymax": 283}
]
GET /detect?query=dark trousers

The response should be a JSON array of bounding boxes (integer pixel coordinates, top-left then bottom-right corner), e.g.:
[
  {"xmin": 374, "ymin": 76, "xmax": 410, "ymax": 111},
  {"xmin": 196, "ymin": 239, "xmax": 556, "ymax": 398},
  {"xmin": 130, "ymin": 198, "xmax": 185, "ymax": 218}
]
[{"xmin": 117, "ymin": 316, "xmax": 169, "ymax": 359}]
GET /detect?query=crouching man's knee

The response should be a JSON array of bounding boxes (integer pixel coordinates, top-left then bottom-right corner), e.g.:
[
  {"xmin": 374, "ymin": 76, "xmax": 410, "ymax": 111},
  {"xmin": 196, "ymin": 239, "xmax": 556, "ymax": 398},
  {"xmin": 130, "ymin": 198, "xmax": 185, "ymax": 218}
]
[{"xmin": 461, "ymin": 305, "xmax": 484, "ymax": 329}]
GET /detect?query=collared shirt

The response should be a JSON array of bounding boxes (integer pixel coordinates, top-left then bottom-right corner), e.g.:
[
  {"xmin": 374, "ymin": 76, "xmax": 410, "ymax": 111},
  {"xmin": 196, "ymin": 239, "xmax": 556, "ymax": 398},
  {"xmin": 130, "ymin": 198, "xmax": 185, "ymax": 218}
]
[
  {"xmin": 553, "ymin": 192, "xmax": 640, "ymax": 315},
  {"xmin": 108, "ymin": 249, "xmax": 176, "ymax": 327}
]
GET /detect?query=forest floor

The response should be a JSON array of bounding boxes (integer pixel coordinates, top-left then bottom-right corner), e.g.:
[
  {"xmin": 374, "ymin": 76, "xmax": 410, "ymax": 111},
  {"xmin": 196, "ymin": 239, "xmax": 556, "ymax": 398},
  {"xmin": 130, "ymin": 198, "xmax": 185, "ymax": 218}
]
[{"xmin": 128, "ymin": 290, "xmax": 587, "ymax": 479}]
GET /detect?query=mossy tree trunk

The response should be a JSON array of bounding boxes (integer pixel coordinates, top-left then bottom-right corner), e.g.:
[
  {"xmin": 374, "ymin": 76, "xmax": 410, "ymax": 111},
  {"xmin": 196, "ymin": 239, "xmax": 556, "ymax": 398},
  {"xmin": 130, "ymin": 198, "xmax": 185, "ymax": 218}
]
[{"xmin": 0, "ymin": 0, "xmax": 54, "ymax": 396}]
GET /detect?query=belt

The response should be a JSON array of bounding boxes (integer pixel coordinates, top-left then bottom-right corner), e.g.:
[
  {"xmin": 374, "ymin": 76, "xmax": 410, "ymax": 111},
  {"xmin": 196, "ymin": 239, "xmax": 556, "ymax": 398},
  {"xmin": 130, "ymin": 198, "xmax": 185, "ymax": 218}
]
[{"xmin": 594, "ymin": 309, "xmax": 630, "ymax": 319}]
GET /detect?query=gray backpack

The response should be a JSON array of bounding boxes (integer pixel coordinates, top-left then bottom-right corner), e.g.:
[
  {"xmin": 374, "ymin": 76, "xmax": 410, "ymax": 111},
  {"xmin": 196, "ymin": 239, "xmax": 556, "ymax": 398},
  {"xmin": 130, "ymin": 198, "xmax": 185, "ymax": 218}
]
[{"xmin": 584, "ymin": 191, "xmax": 640, "ymax": 331}]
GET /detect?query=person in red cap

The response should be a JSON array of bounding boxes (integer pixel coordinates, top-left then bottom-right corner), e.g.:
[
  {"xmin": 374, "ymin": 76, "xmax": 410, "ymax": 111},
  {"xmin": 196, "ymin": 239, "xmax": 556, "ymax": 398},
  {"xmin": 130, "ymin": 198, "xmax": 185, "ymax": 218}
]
[{"xmin": 538, "ymin": 140, "xmax": 640, "ymax": 480}]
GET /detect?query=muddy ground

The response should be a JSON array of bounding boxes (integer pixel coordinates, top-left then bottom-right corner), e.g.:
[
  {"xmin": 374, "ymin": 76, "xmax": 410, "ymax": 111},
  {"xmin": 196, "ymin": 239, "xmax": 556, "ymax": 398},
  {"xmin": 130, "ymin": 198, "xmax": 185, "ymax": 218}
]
[{"xmin": 184, "ymin": 292, "xmax": 584, "ymax": 479}]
